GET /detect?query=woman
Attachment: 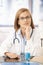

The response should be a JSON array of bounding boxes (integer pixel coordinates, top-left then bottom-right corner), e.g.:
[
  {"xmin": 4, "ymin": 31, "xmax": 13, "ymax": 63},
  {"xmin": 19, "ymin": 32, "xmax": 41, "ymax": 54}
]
[{"xmin": 0, "ymin": 8, "xmax": 41, "ymax": 58}]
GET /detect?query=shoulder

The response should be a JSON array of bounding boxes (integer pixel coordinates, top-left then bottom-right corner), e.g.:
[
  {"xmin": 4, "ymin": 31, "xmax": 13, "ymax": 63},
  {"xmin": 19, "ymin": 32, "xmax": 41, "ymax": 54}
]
[
  {"xmin": 32, "ymin": 27, "xmax": 40, "ymax": 39},
  {"xmin": 33, "ymin": 27, "xmax": 40, "ymax": 34},
  {"xmin": 8, "ymin": 29, "xmax": 15, "ymax": 38},
  {"xmin": 32, "ymin": 27, "xmax": 40, "ymax": 41}
]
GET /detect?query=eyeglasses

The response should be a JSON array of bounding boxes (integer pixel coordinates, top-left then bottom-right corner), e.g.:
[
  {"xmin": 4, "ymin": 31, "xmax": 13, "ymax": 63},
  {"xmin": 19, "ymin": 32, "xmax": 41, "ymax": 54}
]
[{"xmin": 19, "ymin": 16, "xmax": 31, "ymax": 21}]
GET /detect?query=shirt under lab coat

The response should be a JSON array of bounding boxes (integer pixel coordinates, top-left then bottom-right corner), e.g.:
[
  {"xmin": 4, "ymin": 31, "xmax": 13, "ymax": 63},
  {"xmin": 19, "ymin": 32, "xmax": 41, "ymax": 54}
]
[{"xmin": 0, "ymin": 28, "xmax": 41, "ymax": 56}]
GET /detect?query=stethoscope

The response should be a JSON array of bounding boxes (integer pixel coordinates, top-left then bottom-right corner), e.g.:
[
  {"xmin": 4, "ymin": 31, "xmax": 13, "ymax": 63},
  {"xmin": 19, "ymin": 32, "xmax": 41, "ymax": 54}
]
[
  {"xmin": 13, "ymin": 29, "xmax": 33, "ymax": 44},
  {"xmin": 13, "ymin": 31, "xmax": 20, "ymax": 44}
]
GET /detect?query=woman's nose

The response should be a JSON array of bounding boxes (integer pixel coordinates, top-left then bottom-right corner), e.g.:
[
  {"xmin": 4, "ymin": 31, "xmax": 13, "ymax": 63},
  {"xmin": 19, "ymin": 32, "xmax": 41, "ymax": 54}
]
[{"xmin": 24, "ymin": 18, "xmax": 27, "ymax": 22}]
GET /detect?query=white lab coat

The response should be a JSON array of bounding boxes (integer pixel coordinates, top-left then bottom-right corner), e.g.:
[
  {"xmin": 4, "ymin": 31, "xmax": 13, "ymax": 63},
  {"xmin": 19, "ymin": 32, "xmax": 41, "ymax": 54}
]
[{"xmin": 0, "ymin": 28, "xmax": 41, "ymax": 56}]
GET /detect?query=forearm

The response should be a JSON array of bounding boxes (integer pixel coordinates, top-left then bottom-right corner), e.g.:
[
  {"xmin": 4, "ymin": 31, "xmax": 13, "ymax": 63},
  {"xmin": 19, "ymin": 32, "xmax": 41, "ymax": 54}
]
[{"xmin": 5, "ymin": 52, "xmax": 20, "ymax": 58}]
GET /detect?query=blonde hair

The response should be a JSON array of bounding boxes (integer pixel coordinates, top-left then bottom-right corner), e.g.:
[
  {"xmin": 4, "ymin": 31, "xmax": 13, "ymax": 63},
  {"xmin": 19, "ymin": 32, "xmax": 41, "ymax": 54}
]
[{"xmin": 14, "ymin": 8, "xmax": 35, "ymax": 31}]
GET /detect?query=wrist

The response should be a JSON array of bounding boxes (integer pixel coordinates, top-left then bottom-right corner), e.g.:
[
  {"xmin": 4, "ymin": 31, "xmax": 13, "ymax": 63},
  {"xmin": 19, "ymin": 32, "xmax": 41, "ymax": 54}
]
[
  {"xmin": 26, "ymin": 35, "xmax": 30, "ymax": 40},
  {"xmin": 25, "ymin": 32, "xmax": 30, "ymax": 40}
]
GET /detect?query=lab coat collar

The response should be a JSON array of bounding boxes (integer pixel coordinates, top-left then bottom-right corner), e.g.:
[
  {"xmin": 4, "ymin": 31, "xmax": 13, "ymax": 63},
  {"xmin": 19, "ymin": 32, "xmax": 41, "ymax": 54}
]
[{"xmin": 16, "ymin": 28, "xmax": 21, "ymax": 35}]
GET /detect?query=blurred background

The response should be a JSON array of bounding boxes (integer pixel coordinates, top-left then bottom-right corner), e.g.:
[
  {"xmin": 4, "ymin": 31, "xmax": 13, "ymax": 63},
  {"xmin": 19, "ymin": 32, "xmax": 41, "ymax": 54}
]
[{"xmin": 0, "ymin": 0, "xmax": 43, "ymax": 45}]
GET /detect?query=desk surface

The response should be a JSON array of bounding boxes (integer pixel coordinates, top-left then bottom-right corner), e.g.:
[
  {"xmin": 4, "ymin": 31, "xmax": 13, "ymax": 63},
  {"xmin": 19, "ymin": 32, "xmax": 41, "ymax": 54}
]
[
  {"xmin": 0, "ymin": 62, "xmax": 40, "ymax": 65},
  {"xmin": 0, "ymin": 56, "xmax": 43, "ymax": 65},
  {"xmin": 30, "ymin": 56, "xmax": 43, "ymax": 63}
]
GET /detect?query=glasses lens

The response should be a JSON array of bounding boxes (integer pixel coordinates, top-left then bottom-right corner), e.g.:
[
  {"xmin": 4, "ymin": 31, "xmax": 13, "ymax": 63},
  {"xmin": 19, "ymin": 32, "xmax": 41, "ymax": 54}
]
[{"xmin": 19, "ymin": 16, "xmax": 31, "ymax": 21}]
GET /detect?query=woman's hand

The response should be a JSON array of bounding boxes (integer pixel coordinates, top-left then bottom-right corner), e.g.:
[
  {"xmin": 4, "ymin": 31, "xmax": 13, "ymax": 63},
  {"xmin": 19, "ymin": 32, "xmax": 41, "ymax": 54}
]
[
  {"xmin": 5, "ymin": 52, "xmax": 20, "ymax": 59},
  {"xmin": 25, "ymin": 26, "xmax": 31, "ymax": 40}
]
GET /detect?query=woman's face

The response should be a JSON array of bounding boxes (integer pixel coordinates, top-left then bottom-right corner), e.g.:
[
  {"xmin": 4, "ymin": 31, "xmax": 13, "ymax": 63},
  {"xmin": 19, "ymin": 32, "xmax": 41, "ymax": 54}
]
[{"xmin": 18, "ymin": 11, "xmax": 31, "ymax": 28}]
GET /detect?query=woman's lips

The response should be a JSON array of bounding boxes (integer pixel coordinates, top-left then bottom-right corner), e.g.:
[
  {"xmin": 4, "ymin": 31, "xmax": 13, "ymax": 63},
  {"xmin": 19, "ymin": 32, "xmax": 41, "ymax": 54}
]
[{"xmin": 24, "ymin": 23, "xmax": 29, "ymax": 25}]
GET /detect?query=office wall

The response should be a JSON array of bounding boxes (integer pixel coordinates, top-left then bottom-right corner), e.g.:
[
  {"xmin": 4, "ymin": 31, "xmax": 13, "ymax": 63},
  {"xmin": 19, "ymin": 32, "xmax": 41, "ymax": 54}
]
[
  {"xmin": 0, "ymin": 27, "xmax": 14, "ymax": 45},
  {"xmin": 0, "ymin": 0, "xmax": 29, "ymax": 26}
]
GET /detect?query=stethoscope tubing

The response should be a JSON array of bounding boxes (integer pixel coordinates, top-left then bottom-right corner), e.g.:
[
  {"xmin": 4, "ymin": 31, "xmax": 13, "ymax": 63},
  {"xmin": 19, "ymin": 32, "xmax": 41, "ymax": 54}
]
[{"xmin": 13, "ymin": 31, "xmax": 20, "ymax": 43}]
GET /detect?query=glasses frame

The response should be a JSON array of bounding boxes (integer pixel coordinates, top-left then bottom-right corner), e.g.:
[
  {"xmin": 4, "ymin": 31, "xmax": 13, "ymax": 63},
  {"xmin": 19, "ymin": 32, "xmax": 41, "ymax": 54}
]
[{"xmin": 19, "ymin": 16, "xmax": 31, "ymax": 21}]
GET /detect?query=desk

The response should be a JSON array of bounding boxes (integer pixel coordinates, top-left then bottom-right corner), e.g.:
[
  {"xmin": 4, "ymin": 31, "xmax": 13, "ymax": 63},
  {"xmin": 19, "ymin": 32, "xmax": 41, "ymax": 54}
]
[
  {"xmin": 30, "ymin": 56, "xmax": 43, "ymax": 63},
  {"xmin": 0, "ymin": 62, "xmax": 40, "ymax": 65},
  {"xmin": 0, "ymin": 56, "xmax": 43, "ymax": 65}
]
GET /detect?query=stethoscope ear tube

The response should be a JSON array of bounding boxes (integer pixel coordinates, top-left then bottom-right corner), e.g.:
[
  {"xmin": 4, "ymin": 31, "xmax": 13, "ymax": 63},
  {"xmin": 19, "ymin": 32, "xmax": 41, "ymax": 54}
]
[{"xmin": 13, "ymin": 31, "xmax": 20, "ymax": 44}]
